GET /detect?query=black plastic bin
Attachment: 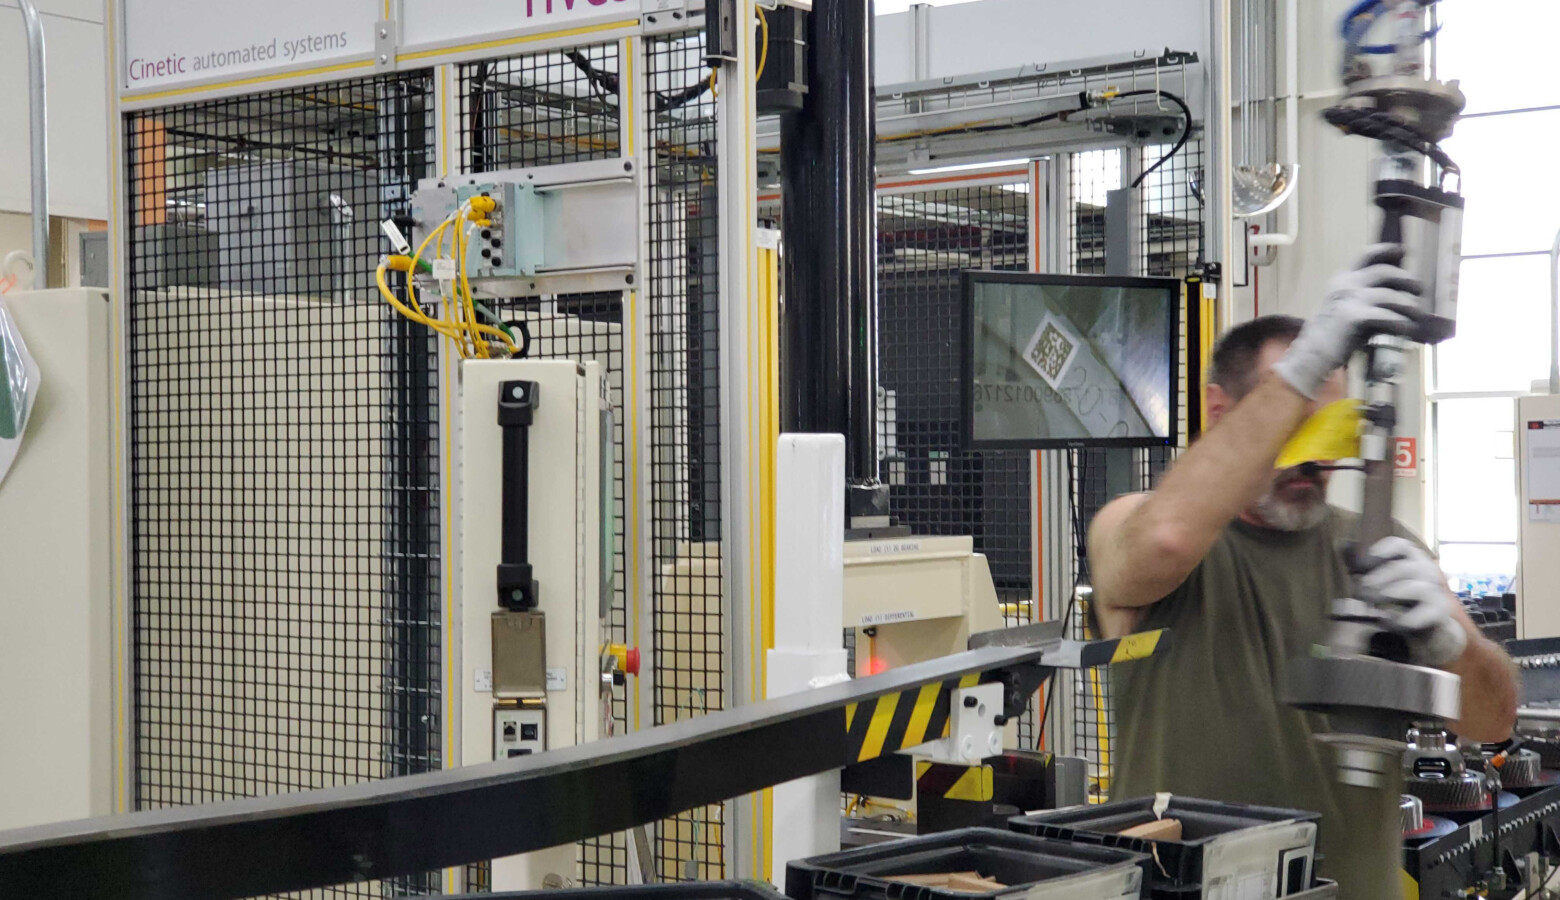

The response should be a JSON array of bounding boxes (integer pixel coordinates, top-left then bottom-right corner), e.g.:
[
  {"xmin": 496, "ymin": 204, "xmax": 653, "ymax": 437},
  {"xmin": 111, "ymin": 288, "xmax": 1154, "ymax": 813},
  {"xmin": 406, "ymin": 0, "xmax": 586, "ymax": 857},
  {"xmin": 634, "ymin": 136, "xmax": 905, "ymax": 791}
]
[
  {"xmin": 785, "ymin": 827, "xmax": 1150, "ymax": 900},
  {"xmin": 1010, "ymin": 797, "xmax": 1321, "ymax": 898},
  {"xmin": 439, "ymin": 883, "xmax": 789, "ymax": 900}
]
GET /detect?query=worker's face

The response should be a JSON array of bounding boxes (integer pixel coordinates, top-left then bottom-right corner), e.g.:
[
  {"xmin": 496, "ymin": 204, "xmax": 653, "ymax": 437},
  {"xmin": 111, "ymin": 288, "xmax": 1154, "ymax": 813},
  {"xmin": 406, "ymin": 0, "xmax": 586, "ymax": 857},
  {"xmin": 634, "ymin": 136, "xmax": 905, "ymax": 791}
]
[{"xmin": 1238, "ymin": 340, "xmax": 1347, "ymax": 531}]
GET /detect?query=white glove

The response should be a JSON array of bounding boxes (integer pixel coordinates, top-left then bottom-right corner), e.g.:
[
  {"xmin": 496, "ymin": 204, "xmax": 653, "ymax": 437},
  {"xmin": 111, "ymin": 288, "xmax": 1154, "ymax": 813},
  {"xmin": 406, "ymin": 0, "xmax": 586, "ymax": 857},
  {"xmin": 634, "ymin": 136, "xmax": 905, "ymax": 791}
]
[
  {"xmin": 1359, "ymin": 536, "xmax": 1468, "ymax": 668},
  {"xmin": 1272, "ymin": 244, "xmax": 1426, "ymax": 398}
]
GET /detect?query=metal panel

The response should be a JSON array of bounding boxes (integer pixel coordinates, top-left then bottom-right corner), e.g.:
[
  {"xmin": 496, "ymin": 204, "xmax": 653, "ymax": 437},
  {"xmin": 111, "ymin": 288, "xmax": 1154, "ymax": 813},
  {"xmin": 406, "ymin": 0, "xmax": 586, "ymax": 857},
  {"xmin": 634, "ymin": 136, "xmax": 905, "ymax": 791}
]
[
  {"xmin": 123, "ymin": 70, "xmax": 441, "ymax": 898},
  {"xmin": 644, "ymin": 28, "xmax": 727, "ymax": 882},
  {"xmin": 458, "ymin": 41, "xmax": 633, "ymax": 888},
  {"xmin": 875, "ymin": 180, "xmax": 1033, "ymax": 743}
]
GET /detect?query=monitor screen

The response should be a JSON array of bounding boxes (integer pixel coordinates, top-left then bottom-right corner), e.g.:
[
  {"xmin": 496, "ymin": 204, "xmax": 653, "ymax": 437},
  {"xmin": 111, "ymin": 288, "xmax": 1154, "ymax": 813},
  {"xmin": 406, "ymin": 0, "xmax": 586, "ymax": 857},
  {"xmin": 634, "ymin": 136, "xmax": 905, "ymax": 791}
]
[{"xmin": 962, "ymin": 272, "xmax": 1179, "ymax": 448}]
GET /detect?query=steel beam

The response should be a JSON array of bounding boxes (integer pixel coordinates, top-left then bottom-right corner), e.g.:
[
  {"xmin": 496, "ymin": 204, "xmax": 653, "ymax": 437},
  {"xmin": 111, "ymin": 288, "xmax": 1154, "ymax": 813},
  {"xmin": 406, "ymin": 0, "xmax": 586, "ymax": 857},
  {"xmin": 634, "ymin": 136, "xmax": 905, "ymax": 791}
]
[{"xmin": 0, "ymin": 634, "xmax": 1162, "ymax": 900}]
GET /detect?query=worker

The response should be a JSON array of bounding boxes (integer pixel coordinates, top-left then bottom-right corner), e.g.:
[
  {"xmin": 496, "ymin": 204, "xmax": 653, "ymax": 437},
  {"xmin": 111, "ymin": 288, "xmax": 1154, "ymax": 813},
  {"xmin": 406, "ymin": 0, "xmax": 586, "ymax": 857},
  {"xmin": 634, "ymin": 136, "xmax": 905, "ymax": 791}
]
[{"xmin": 1089, "ymin": 245, "xmax": 1518, "ymax": 899}]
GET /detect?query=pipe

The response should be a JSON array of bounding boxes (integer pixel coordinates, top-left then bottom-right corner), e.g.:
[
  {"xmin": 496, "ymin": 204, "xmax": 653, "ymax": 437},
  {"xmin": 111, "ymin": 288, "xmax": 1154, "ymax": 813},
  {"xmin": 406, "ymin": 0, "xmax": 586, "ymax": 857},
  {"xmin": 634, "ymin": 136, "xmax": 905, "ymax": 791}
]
[
  {"xmin": 779, "ymin": 0, "xmax": 879, "ymax": 484},
  {"xmin": 1210, "ymin": 0, "xmax": 1236, "ymax": 328},
  {"xmin": 1250, "ymin": 0, "xmax": 1301, "ymax": 250},
  {"xmin": 1550, "ymin": 225, "xmax": 1560, "ymax": 394},
  {"xmin": 19, "ymin": 0, "xmax": 48, "ymax": 289}
]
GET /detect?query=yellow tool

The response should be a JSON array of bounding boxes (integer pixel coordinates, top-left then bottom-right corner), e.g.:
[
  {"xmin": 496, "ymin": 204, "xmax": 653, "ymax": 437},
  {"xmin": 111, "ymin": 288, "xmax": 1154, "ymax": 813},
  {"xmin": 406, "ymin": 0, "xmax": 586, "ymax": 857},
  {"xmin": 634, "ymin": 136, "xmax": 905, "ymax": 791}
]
[{"xmin": 1275, "ymin": 398, "xmax": 1363, "ymax": 469}]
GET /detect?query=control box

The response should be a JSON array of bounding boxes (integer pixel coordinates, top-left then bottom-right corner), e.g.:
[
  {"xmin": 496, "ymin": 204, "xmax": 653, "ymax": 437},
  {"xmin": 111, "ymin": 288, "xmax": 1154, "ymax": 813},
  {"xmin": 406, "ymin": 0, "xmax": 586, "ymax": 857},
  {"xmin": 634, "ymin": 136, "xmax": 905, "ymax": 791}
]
[
  {"xmin": 408, "ymin": 158, "xmax": 639, "ymax": 298},
  {"xmin": 494, "ymin": 701, "xmax": 547, "ymax": 759}
]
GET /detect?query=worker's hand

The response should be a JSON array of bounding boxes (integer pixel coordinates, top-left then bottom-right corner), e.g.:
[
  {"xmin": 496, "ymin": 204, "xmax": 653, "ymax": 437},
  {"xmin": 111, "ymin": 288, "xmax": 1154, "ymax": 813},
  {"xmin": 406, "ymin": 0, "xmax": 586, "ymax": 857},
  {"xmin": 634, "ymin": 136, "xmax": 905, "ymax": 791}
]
[
  {"xmin": 1272, "ymin": 244, "xmax": 1426, "ymax": 398},
  {"xmin": 1359, "ymin": 536, "xmax": 1468, "ymax": 668}
]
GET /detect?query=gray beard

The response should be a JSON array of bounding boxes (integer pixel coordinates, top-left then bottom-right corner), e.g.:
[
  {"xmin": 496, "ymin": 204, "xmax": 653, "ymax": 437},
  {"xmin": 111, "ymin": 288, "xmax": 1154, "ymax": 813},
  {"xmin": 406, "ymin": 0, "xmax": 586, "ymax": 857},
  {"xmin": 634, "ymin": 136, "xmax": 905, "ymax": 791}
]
[{"xmin": 1251, "ymin": 489, "xmax": 1329, "ymax": 532}]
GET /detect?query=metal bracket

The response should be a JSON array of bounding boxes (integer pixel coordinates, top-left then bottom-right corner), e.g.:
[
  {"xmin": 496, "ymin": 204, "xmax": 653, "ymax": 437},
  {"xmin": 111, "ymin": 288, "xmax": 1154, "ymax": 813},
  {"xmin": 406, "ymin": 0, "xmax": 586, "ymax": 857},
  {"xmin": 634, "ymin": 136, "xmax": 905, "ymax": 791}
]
[
  {"xmin": 374, "ymin": 19, "xmax": 398, "ymax": 72},
  {"xmin": 703, "ymin": 0, "xmax": 739, "ymax": 63},
  {"xmin": 641, "ymin": 0, "xmax": 695, "ymax": 35},
  {"xmin": 411, "ymin": 158, "xmax": 641, "ymax": 299},
  {"xmin": 918, "ymin": 684, "xmax": 1005, "ymax": 765}
]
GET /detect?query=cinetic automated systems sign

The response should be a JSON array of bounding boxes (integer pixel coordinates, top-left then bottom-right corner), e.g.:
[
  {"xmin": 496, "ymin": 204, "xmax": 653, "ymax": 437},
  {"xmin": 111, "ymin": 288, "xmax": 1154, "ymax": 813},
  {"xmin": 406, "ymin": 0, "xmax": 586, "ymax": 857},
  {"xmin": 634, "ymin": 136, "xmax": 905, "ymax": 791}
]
[
  {"xmin": 122, "ymin": 0, "xmax": 640, "ymax": 93},
  {"xmin": 122, "ymin": 0, "xmax": 378, "ymax": 91}
]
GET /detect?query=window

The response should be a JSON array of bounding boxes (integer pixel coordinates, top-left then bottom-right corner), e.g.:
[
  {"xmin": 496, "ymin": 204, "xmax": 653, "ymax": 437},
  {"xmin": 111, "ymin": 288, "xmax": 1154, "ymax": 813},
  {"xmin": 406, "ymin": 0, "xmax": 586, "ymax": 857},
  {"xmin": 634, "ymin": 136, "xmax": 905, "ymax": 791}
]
[{"xmin": 1429, "ymin": 3, "xmax": 1557, "ymax": 590}]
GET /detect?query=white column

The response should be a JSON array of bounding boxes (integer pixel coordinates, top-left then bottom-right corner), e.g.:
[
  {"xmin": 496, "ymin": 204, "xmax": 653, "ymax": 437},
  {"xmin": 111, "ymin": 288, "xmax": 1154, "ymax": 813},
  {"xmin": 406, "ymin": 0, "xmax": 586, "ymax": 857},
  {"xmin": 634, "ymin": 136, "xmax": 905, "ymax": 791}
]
[{"xmin": 767, "ymin": 434, "xmax": 849, "ymax": 885}]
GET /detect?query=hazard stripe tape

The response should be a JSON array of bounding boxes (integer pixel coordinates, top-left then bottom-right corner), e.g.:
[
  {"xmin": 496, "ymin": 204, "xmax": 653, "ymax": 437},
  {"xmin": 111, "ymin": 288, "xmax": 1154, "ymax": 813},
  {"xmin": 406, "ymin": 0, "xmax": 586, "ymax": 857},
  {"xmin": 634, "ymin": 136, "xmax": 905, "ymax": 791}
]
[
  {"xmin": 1076, "ymin": 629, "xmax": 1169, "ymax": 668},
  {"xmin": 841, "ymin": 635, "xmax": 1167, "ymax": 764},
  {"xmin": 1111, "ymin": 630, "xmax": 1162, "ymax": 663},
  {"xmin": 844, "ymin": 673, "xmax": 986, "ymax": 763},
  {"xmin": 916, "ymin": 761, "xmax": 995, "ymax": 802}
]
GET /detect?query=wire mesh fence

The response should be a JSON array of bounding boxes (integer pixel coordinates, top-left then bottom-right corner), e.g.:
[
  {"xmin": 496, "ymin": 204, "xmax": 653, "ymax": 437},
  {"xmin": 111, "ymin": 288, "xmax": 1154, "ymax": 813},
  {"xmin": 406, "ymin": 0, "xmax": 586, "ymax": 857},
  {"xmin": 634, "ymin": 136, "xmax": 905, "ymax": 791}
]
[
  {"xmin": 457, "ymin": 41, "xmax": 632, "ymax": 888},
  {"xmin": 125, "ymin": 71, "xmax": 442, "ymax": 898},
  {"xmin": 1061, "ymin": 139, "xmax": 1201, "ymax": 803},
  {"xmin": 461, "ymin": 43, "xmax": 622, "ymax": 171},
  {"xmin": 877, "ymin": 181, "xmax": 1034, "ymax": 743},
  {"xmin": 645, "ymin": 29, "xmax": 727, "ymax": 882}
]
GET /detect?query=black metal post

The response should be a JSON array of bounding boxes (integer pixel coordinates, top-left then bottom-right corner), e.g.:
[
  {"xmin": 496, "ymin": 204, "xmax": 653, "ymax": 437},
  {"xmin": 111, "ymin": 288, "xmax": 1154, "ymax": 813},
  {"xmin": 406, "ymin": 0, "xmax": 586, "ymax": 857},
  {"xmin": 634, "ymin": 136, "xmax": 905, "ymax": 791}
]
[{"xmin": 779, "ymin": 0, "xmax": 879, "ymax": 488}]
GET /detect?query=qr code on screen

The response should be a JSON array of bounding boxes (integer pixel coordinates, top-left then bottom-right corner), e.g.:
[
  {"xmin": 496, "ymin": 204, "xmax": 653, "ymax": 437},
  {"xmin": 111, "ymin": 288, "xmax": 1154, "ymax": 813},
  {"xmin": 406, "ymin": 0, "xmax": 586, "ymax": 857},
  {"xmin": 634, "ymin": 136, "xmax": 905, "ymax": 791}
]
[{"xmin": 1021, "ymin": 314, "xmax": 1080, "ymax": 389}]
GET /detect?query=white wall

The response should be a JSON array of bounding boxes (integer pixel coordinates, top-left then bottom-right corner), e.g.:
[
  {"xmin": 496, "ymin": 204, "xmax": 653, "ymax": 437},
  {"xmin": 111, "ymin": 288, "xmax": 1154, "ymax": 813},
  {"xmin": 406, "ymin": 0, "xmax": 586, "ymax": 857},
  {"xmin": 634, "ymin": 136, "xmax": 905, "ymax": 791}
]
[
  {"xmin": 1239, "ymin": 0, "xmax": 1428, "ymax": 533},
  {"xmin": 876, "ymin": 0, "xmax": 1207, "ymax": 86},
  {"xmin": 0, "ymin": 0, "xmax": 109, "ymax": 221}
]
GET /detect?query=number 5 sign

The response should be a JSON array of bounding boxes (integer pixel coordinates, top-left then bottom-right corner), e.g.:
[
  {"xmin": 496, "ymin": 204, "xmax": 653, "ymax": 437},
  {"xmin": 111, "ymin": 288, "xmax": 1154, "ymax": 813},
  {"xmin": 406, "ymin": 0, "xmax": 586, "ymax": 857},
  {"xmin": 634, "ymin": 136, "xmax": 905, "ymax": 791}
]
[{"xmin": 1394, "ymin": 437, "xmax": 1418, "ymax": 478}]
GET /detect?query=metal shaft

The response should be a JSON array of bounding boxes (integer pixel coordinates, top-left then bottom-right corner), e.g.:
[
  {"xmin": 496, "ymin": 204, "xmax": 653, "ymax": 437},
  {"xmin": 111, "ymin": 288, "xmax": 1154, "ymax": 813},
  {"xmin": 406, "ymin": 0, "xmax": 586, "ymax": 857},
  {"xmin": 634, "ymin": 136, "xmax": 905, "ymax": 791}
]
[
  {"xmin": 20, "ymin": 0, "xmax": 48, "ymax": 289},
  {"xmin": 779, "ymin": 0, "xmax": 879, "ymax": 483}
]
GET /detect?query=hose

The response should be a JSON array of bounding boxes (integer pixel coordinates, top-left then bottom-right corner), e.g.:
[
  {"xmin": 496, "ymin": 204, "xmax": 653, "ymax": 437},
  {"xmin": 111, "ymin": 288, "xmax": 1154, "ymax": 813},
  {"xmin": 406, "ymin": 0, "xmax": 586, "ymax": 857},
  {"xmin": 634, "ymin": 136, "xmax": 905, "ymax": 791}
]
[{"xmin": 1112, "ymin": 89, "xmax": 1194, "ymax": 189}]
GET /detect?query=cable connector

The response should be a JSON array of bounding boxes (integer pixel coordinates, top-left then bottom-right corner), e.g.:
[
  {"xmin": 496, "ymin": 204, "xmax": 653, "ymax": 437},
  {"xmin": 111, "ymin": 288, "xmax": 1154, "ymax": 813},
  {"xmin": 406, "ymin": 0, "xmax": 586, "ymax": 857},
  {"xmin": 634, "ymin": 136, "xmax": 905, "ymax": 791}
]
[{"xmin": 380, "ymin": 219, "xmax": 411, "ymax": 255}]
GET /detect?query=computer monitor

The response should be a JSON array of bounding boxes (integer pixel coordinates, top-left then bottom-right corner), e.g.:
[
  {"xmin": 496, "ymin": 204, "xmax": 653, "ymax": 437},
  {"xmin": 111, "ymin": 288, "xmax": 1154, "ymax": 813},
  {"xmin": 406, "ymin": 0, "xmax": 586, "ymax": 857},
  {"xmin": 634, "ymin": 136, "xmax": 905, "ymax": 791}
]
[{"xmin": 961, "ymin": 271, "xmax": 1179, "ymax": 449}]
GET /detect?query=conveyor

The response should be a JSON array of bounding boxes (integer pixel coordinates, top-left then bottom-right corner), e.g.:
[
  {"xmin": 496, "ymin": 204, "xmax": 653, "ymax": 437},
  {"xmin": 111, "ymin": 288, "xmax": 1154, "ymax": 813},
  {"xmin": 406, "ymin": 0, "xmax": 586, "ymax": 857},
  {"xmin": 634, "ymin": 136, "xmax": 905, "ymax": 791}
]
[{"xmin": 0, "ymin": 627, "xmax": 1163, "ymax": 900}]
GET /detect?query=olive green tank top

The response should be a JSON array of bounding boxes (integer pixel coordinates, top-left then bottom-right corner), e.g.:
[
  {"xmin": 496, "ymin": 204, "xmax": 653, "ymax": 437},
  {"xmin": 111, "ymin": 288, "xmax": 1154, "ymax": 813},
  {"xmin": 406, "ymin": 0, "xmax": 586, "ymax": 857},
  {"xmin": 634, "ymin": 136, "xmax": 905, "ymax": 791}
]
[{"xmin": 1113, "ymin": 507, "xmax": 1406, "ymax": 900}]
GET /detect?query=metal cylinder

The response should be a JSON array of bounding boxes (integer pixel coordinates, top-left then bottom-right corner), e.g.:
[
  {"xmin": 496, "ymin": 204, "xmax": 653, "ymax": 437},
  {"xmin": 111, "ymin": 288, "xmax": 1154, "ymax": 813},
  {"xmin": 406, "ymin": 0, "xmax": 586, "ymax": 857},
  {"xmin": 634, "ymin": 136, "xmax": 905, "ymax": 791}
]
[
  {"xmin": 20, "ymin": 0, "xmax": 48, "ymax": 290},
  {"xmin": 779, "ymin": 0, "xmax": 879, "ymax": 484}
]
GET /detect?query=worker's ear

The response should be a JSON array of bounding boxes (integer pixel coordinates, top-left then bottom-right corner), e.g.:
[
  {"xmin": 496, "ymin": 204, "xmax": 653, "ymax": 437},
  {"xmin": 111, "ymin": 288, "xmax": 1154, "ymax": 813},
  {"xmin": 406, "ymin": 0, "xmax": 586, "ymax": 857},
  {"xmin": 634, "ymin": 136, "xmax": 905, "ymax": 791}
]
[{"xmin": 1206, "ymin": 382, "xmax": 1234, "ymax": 427}]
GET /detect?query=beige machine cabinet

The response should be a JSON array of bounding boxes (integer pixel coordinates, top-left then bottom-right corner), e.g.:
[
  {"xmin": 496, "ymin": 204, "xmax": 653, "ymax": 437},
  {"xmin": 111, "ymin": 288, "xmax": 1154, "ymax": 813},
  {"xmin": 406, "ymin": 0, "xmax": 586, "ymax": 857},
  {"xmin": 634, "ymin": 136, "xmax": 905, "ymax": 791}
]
[
  {"xmin": 459, "ymin": 360, "xmax": 610, "ymax": 890},
  {"xmin": 0, "ymin": 289, "xmax": 113, "ymax": 830},
  {"xmin": 843, "ymin": 536, "xmax": 1003, "ymax": 675},
  {"xmin": 1517, "ymin": 394, "xmax": 1560, "ymax": 638}
]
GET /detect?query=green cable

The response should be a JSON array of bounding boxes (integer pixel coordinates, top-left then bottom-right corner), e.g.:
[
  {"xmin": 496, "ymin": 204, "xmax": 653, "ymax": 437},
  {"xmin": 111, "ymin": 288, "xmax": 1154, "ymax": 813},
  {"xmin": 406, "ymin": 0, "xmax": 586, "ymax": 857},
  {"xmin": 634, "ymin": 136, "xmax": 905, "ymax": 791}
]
[{"xmin": 473, "ymin": 301, "xmax": 517, "ymax": 345}]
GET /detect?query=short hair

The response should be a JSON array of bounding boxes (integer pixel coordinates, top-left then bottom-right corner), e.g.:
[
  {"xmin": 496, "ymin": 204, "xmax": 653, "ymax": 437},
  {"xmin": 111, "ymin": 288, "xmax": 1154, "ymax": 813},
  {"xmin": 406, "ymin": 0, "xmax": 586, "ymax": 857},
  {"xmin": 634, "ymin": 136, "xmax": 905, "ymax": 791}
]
[{"xmin": 1207, "ymin": 314, "xmax": 1304, "ymax": 399}]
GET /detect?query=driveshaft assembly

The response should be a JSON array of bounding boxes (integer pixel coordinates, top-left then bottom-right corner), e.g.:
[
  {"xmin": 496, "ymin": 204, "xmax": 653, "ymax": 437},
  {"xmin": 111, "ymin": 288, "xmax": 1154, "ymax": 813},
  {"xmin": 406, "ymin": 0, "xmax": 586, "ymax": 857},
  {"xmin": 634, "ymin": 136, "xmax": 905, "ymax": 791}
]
[{"xmin": 1284, "ymin": 0, "xmax": 1466, "ymax": 788}]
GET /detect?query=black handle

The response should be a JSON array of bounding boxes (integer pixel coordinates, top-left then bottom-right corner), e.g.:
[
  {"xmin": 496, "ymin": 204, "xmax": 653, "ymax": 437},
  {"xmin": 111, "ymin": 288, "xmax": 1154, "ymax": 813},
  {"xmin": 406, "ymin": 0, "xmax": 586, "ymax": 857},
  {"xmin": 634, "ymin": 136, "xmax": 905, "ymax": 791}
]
[{"xmin": 497, "ymin": 380, "xmax": 539, "ymax": 611}]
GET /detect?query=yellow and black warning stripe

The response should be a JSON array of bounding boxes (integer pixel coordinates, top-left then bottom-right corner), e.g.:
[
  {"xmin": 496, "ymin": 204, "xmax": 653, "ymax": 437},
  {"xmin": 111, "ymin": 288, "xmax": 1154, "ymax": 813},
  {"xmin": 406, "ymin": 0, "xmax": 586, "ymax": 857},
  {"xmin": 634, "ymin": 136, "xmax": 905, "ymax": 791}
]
[
  {"xmin": 844, "ymin": 674, "xmax": 979, "ymax": 763},
  {"xmin": 841, "ymin": 629, "xmax": 1166, "ymax": 765},
  {"xmin": 1077, "ymin": 629, "xmax": 1166, "ymax": 668},
  {"xmin": 915, "ymin": 761, "xmax": 994, "ymax": 802}
]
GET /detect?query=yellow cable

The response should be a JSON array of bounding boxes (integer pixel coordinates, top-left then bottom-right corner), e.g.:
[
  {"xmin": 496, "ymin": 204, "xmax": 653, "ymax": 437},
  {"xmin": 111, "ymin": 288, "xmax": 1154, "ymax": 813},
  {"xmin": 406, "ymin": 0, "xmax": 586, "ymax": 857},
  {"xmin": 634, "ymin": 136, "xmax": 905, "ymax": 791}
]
[
  {"xmin": 456, "ymin": 222, "xmax": 489, "ymax": 358},
  {"xmin": 376, "ymin": 261, "xmax": 470, "ymax": 355},
  {"xmin": 411, "ymin": 217, "xmax": 466, "ymax": 357},
  {"xmin": 382, "ymin": 213, "xmax": 518, "ymax": 358},
  {"xmin": 708, "ymin": 67, "xmax": 718, "ymax": 98},
  {"xmin": 755, "ymin": 7, "xmax": 770, "ymax": 82}
]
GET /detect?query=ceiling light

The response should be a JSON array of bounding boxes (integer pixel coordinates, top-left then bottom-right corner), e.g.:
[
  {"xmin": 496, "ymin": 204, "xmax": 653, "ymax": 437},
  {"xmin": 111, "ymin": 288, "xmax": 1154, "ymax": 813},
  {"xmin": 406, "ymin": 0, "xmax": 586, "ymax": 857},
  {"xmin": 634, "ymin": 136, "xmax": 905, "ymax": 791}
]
[{"xmin": 907, "ymin": 158, "xmax": 1030, "ymax": 176}]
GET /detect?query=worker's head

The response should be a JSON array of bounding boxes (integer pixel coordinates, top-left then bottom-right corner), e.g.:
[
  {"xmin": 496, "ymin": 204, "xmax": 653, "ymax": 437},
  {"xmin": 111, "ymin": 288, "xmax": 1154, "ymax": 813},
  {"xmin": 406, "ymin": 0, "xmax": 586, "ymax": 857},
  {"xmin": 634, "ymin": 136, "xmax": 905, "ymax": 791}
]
[{"xmin": 1207, "ymin": 314, "xmax": 1347, "ymax": 531}]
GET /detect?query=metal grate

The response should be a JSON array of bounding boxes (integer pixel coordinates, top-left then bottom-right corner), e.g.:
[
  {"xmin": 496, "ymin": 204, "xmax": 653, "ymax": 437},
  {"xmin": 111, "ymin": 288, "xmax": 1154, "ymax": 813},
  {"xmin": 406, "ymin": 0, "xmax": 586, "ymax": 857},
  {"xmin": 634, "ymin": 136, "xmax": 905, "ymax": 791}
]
[
  {"xmin": 1139, "ymin": 139, "xmax": 1203, "ymax": 446},
  {"xmin": 1067, "ymin": 149, "xmax": 1122, "ymax": 274},
  {"xmin": 1061, "ymin": 141, "xmax": 1197, "ymax": 802},
  {"xmin": 645, "ymin": 30, "xmax": 726, "ymax": 881},
  {"xmin": 461, "ymin": 44, "xmax": 622, "ymax": 171},
  {"xmin": 1066, "ymin": 448, "xmax": 1109, "ymax": 801},
  {"xmin": 1138, "ymin": 139, "xmax": 1205, "ymax": 278},
  {"xmin": 459, "ymin": 42, "xmax": 631, "ymax": 888},
  {"xmin": 876, "ymin": 182, "xmax": 1033, "ymax": 742},
  {"xmin": 125, "ymin": 71, "xmax": 441, "ymax": 897}
]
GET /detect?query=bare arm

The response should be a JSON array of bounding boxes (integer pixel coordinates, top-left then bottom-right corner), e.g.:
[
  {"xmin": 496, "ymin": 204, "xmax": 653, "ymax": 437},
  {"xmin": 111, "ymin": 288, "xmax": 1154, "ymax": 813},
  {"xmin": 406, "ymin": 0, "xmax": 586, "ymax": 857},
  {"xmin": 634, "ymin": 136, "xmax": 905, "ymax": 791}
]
[
  {"xmin": 1445, "ymin": 604, "xmax": 1518, "ymax": 742},
  {"xmin": 1089, "ymin": 374, "xmax": 1312, "ymax": 624}
]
